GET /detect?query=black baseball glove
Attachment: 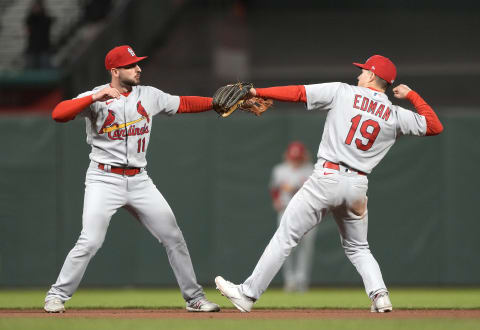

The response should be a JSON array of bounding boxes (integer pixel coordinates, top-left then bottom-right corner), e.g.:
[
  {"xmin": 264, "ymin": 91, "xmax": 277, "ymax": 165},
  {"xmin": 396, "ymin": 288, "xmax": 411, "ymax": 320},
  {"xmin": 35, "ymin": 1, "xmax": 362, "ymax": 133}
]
[{"xmin": 212, "ymin": 82, "xmax": 273, "ymax": 117}]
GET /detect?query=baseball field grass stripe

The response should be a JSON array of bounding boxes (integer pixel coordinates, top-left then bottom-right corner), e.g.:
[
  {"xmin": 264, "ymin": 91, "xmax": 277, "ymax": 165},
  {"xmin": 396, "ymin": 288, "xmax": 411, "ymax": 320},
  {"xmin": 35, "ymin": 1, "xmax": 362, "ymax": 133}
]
[
  {"xmin": 1, "ymin": 288, "xmax": 480, "ymax": 309},
  {"xmin": 1, "ymin": 318, "xmax": 480, "ymax": 330}
]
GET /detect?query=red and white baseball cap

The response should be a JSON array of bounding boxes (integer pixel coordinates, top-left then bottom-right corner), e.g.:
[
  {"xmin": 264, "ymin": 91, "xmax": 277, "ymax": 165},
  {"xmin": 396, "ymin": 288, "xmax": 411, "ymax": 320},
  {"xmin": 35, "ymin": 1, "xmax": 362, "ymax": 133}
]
[
  {"xmin": 353, "ymin": 55, "xmax": 397, "ymax": 84},
  {"xmin": 105, "ymin": 45, "xmax": 147, "ymax": 70},
  {"xmin": 286, "ymin": 141, "xmax": 306, "ymax": 161}
]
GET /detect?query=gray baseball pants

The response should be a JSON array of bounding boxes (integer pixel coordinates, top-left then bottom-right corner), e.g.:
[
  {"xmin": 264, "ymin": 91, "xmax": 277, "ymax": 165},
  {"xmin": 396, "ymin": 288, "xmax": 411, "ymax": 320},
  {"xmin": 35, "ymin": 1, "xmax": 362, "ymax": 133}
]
[
  {"xmin": 278, "ymin": 211, "xmax": 317, "ymax": 291},
  {"xmin": 46, "ymin": 162, "xmax": 204, "ymax": 303},
  {"xmin": 240, "ymin": 166, "xmax": 387, "ymax": 300}
]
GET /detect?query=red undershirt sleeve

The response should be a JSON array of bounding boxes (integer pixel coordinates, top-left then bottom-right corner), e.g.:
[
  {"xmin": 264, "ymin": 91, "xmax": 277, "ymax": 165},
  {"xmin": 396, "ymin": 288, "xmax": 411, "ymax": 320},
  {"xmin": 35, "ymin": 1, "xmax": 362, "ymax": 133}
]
[
  {"xmin": 52, "ymin": 95, "xmax": 94, "ymax": 122},
  {"xmin": 270, "ymin": 188, "xmax": 280, "ymax": 201},
  {"xmin": 177, "ymin": 96, "xmax": 213, "ymax": 113},
  {"xmin": 406, "ymin": 90, "xmax": 444, "ymax": 136},
  {"xmin": 255, "ymin": 85, "xmax": 307, "ymax": 103}
]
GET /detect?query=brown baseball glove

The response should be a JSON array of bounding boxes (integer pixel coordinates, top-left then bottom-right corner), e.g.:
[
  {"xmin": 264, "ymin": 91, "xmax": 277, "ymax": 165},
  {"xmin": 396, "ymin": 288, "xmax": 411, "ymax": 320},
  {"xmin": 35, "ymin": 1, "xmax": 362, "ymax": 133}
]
[{"xmin": 212, "ymin": 82, "xmax": 273, "ymax": 117}]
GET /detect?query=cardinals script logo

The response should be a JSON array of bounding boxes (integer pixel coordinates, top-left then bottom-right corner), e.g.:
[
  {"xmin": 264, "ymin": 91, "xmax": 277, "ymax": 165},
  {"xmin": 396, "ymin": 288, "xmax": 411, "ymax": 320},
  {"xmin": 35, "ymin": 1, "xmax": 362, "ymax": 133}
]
[{"xmin": 98, "ymin": 101, "xmax": 150, "ymax": 140}]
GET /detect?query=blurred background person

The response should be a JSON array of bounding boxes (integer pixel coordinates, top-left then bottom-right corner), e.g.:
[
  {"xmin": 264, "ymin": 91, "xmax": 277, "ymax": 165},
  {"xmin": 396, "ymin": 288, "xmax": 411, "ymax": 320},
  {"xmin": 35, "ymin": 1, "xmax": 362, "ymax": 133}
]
[
  {"xmin": 24, "ymin": 0, "xmax": 54, "ymax": 69},
  {"xmin": 270, "ymin": 141, "xmax": 315, "ymax": 292}
]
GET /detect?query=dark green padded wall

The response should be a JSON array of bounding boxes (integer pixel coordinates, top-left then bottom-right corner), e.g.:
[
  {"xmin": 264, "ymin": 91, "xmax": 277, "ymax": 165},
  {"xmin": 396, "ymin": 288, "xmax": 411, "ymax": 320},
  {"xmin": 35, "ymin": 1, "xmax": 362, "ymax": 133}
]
[{"xmin": 0, "ymin": 111, "xmax": 478, "ymax": 286}]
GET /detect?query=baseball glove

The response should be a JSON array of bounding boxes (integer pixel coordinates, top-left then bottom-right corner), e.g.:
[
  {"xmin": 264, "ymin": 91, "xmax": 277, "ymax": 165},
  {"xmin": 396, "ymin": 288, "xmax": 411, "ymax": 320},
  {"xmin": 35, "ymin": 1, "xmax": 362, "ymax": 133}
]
[{"xmin": 213, "ymin": 82, "xmax": 273, "ymax": 117}]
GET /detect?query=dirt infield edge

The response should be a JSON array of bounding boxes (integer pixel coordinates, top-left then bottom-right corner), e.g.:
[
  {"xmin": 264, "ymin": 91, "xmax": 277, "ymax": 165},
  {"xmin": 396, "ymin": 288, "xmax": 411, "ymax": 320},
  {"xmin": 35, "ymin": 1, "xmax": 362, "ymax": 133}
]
[{"xmin": 1, "ymin": 308, "xmax": 480, "ymax": 319}]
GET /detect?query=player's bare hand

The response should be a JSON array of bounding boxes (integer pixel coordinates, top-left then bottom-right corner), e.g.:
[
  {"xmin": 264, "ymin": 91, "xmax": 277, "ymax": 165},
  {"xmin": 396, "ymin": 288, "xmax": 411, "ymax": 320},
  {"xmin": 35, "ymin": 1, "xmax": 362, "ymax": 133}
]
[
  {"xmin": 249, "ymin": 87, "xmax": 257, "ymax": 96},
  {"xmin": 92, "ymin": 87, "xmax": 122, "ymax": 102},
  {"xmin": 392, "ymin": 84, "xmax": 412, "ymax": 99}
]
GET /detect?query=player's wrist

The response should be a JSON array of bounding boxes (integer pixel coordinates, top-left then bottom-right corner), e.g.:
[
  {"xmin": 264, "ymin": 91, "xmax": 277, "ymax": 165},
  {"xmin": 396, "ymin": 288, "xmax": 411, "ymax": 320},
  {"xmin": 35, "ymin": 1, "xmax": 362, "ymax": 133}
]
[{"xmin": 406, "ymin": 90, "xmax": 417, "ymax": 102}]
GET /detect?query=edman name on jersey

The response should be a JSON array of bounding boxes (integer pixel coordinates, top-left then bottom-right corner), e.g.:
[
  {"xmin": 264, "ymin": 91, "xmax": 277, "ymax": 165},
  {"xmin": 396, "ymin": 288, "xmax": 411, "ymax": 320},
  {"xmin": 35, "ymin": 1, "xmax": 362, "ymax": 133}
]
[{"xmin": 353, "ymin": 94, "xmax": 391, "ymax": 121}]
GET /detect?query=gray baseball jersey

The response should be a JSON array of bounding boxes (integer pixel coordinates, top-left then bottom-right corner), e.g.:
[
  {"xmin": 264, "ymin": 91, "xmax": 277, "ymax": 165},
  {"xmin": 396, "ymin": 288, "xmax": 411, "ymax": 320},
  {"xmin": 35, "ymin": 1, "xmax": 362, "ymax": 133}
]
[
  {"xmin": 77, "ymin": 84, "xmax": 180, "ymax": 167},
  {"xmin": 239, "ymin": 83, "xmax": 432, "ymax": 304},
  {"xmin": 270, "ymin": 162, "xmax": 314, "ymax": 211},
  {"xmin": 305, "ymin": 82, "xmax": 427, "ymax": 173},
  {"xmin": 46, "ymin": 84, "xmax": 208, "ymax": 307},
  {"xmin": 270, "ymin": 161, "xmax": 315, "ymax": 291}
]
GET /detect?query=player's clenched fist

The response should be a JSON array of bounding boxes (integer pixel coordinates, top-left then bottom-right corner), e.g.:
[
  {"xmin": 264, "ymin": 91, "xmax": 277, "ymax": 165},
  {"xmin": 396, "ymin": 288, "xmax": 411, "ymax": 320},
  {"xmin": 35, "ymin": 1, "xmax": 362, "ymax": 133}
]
[
  {"xmin": 92, "ymin": 86, "xmax": 121, "ymax": 102},
  {"xmin": 392, "ymin": 84, "xmax": 411, "ymax": 99}
]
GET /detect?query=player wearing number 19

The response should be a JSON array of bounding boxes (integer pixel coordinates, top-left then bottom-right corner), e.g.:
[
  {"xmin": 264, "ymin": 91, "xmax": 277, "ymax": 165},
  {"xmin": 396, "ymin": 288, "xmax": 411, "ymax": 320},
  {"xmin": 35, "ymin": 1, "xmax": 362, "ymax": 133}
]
[
  {"xmin": 215, "ymin": 55, "xmax": 443, "ymax": 313},
  {"xmin": 44, "ymin": 45, "xmax": 220, "ymax": 313}
]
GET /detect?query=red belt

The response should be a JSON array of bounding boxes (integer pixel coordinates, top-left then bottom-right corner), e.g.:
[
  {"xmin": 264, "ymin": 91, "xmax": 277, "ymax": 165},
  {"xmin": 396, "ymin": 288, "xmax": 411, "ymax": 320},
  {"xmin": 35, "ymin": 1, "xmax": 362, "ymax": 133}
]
[
  {"xmin": 323, "ymin": 161, "xmax": 366, "ymax": 176},
  {"xmin": 98, "ymin": 163, "xmax": 141, "ymax": 176}
]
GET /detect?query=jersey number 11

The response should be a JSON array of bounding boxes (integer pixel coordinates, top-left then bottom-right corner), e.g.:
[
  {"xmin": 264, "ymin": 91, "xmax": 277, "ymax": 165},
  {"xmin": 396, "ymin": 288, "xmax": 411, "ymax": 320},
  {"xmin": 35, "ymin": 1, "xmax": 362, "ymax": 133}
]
[{"xmin": 137, "ymin": 137, "xmax": 146, "ymax": 153}]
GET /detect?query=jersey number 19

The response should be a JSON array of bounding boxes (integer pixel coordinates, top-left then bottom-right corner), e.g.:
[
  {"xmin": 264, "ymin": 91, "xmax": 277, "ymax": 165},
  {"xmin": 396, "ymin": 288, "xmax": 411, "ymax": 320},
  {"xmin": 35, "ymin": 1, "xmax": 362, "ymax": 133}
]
[{"xmin": 345, "ymin": 115, "xmax": 380, "ymax": 151}]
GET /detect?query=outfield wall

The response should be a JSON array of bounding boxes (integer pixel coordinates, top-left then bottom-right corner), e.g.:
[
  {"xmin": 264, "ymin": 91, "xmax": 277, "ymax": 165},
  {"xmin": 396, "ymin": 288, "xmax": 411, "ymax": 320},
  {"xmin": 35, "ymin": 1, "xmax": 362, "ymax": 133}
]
[{"xmin": 0, "ymin": 111, "xmax": 478, "ymax": 287}]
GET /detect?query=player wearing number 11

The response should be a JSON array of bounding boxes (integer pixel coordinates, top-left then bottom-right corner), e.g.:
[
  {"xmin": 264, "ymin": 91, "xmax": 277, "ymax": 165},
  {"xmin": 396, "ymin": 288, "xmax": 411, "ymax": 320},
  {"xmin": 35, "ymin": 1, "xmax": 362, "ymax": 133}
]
[
  {"xmin": 44, "ymin": 45, "xmax": 220, "ymax": 313},
  {"xmin": 215, "ymin": 55, "xmax": 443, "ymax": 313}
]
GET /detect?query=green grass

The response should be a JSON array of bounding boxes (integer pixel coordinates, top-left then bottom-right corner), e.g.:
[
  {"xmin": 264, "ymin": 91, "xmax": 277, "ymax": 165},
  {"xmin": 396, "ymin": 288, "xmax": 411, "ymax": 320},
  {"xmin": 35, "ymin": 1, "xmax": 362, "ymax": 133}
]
[
  {"xmin": 1, "ymin": 288, "xmax": 480, "ymax": 330},
  {"xmin": 1, "ymin": 287, "xmax": 480, "ymax": 309},
  {"xmin": 1, "ymin": 319, "xmax": 480, "ymax": 330}
]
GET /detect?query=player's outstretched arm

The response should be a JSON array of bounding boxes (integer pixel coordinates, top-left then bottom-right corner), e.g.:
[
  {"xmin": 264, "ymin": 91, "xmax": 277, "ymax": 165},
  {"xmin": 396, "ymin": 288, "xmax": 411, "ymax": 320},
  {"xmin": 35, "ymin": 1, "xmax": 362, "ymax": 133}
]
[
  {"xmin": 393, "ymin": 84, "xmax": 444, "ymax": 136},
  {"xmin": 177, "ymin": 96, "xmax": 213, "ymax": 113},
  {"xmin": 52, "ymin": 86, "xmax": 121, "ymax": 122},
  {"xmin": 250, "ymin": 85, "xmax": 307, "ymax": 103}
]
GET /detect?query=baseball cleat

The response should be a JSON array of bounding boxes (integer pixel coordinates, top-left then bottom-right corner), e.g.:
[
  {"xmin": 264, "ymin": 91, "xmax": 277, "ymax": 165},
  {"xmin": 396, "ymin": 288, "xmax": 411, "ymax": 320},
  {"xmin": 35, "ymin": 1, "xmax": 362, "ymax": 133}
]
[
  {"xmin": 370, "ymin": 292, "xmax": 393, "ymax": 313},
  {"xmin": 186, "ymin": 297, "xmax": 220, "ymax": 312},
  {"xmin": 44, "ymin": 298, "xmax": 65, "ymax": 313},
  {"xmin": 215, "ymin": 276, "xmax": 254, "ymax": 312}
]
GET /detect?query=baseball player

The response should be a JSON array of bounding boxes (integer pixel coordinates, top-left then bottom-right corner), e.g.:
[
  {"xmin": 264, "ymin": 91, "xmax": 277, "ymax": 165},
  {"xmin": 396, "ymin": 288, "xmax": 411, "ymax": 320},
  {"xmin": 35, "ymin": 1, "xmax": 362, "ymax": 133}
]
[
  {"xmin": 44, "ymin": 45, "xmax": 220, "ymax": 313},
  {"xmin": 215, "ymin": 55, "xmax": 444, "ymax": 312},
  {"xmin": 270, "ymin": 141, "xmax": 315, "ymax": 292}
]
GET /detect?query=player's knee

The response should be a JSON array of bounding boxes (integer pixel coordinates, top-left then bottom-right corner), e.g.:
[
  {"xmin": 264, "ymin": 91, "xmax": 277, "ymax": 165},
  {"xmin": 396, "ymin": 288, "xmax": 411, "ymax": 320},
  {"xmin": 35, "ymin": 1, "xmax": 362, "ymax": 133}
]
[
  {"xmin": 161, "ymin": 227, "xmax": 185, "ymax": 247},
  {"xmin": 278, "ymin": 220, "xmax": 305, "ymax": 244},
  {"xmin": 86, "ymin": 238, "xmax": 104, "ymax": 253},
  {"xmin": 75, "ymin": 234, "xmax": 105, "ymax": 255},
  {"xmin": 342, "ymin": 241, "xmax": 370, "ymax": 257},
  {"xmin": 270, "ymin": 230, "xmax": 299, "ymax": 259},
  {"xmin": 80, "ymin": 240, "xmax": 103, "ymax": 255}
]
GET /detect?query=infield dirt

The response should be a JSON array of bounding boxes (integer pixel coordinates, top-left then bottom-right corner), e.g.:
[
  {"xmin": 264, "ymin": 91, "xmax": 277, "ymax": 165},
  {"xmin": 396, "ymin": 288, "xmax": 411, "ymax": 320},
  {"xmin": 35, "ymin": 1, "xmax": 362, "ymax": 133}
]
[{"xmin": 1, "ymin": 309, "xmax": 480, "ymax": 319}]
